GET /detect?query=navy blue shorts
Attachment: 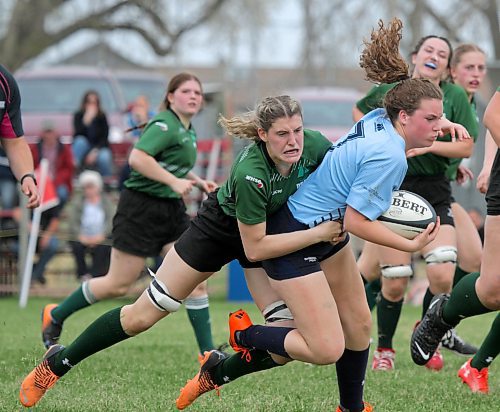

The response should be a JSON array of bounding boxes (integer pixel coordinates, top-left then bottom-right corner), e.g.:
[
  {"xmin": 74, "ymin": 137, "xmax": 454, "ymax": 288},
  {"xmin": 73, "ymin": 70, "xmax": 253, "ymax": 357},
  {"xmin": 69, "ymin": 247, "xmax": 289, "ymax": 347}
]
[{"xmin": 262, "ymin": 204, "xmax": 349, "ymax": 280}]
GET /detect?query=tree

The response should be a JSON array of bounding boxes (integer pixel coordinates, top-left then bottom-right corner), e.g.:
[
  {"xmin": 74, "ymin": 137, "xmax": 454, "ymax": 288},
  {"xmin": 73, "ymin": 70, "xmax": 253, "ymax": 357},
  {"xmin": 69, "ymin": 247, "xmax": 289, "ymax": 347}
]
[
  {"xmin": 296, "ymin": 0, "xmax": 499, "ymax": 80},
  {"xmin": 0, "ymin": 0, "xmax": 227, "ymax": 71}
]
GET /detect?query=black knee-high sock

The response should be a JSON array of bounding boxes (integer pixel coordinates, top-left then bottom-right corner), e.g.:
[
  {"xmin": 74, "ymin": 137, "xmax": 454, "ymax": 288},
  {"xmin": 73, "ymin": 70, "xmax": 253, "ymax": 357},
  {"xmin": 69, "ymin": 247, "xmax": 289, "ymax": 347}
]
[
  {"xmin": 336, "ymin": 347, "xmax": 369, "ymax": 412},
  {"xmin": 238, "ymin": 325, "xmax": 294, "ymax": 358},
  {"xmin": 452, "ymin": 266, "xmax": 469, "ymax": 288},
  {"xmin": 362, "ymin": 276, "xmax": 381, "ymax": 312},
  {"xmin": 377, "ymin": 293, "xmax": 403, "ymax": 349},
  {"xmin": 421, "ymin": 287, "xmax": 434, "ymax": 319}
]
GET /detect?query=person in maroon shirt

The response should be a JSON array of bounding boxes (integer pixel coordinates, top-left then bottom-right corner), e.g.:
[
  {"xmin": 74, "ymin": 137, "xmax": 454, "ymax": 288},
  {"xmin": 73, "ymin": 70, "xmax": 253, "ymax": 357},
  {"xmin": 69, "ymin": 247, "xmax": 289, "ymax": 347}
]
[
  {"xmin": 30, "ymin": 120, "xmax": 74, "ymax": 207},
  {"xmin": 0, "ymin": 65, "xmax": 39, "ymax": 208}
]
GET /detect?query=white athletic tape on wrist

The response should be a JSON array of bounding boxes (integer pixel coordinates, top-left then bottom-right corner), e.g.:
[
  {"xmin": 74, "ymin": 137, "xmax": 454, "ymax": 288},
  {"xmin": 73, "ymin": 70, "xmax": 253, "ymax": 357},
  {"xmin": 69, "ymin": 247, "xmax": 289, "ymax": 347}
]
[
  {"xmin": 146, "ymin": 268, "xmax": 182, "ymax": 312},
  {"xmin": 424, "ymin": 246, "xmax": 457, "ymax": 265},
  {"xmin": 262, "ymin": 300, "xmax": 294, "ymax": 323},
  {"xmin": 381, "ymin": 264, "xmax": 413, "ymax": 278}
]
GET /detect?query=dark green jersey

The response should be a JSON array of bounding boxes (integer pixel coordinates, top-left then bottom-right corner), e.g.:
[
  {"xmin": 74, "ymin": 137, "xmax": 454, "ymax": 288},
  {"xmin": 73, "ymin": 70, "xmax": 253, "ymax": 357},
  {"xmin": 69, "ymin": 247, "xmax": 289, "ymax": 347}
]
[
  {"xmin": 446, "ymin": 94, "xmax": 479, "ymax": 180},
  {"xmin": 124, "ymin": 109, "xmax": 197, "ymax": 198},
  {"xmin": 217, "ymin": 129, "xmax": 332, "ymax": 225},
  {"xmin": 356, "ymin": 81, "xmax": 478, "ymax": 177}
]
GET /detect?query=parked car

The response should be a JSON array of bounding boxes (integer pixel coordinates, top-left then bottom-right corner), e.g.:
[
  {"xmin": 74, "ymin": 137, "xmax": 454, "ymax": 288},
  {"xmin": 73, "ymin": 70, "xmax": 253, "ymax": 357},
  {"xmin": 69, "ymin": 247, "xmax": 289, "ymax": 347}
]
[
  {"xmin": 15, "ymin": 65, "xmax": 128, "ymax": 144},
  {"xmin": 287, "ymin": 87, "xmax": 363, "ymax": 142}
]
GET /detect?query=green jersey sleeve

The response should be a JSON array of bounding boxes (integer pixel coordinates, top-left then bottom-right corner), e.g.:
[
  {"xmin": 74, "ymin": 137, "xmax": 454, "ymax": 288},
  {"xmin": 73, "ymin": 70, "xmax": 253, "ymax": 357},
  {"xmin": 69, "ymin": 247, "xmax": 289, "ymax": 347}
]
[
  {"xmin": 356, "ymin": 83, "xmax": 396, "ymax": 114},
  {"xmin": 134, "ymin": 116, "xmax": 175, "ymax": 156},
  {"xmin": 233, "ymin": 164, "xmax": 270, "ymax": 225}
]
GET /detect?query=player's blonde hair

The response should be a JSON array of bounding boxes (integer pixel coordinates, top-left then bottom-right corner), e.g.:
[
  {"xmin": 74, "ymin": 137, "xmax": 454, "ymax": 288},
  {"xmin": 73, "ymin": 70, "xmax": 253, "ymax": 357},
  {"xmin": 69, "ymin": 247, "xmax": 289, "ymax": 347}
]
[
  {"xmin": 360, "ymin": 18, "xmax": 442, "ymax": 122},
  {"xmin": 218, "ymin": 96, "xmax": 302, "ymax": 142}
]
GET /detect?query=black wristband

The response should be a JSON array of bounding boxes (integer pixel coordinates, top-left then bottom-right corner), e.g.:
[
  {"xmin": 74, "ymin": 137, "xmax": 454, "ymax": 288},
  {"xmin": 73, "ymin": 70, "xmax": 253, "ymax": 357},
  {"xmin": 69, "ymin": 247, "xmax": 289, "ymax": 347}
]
[{"xmin": 20, "ymin": 172, "xmax": 37, "ymax": 186}]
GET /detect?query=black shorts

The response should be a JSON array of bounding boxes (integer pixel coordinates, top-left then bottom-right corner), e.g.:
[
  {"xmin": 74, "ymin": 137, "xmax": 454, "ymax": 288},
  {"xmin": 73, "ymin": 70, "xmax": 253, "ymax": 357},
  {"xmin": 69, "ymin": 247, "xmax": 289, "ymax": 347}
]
[
  {"xmin": 262, "ymin": 204, "xmax": 350, "ymax": 281},
  {"xmin": 174, "ymin": 190, "xmax": 261, "ymax": 272},
  {"xmin": 401, "ymin": 175, "xmax": 454, "ymax": 226},
  {"xmin": 486, "ymin": 150, "xmax": 500, "ymax": 216},
  {"xmin": 112, "ymin": 188, "xmax": 190, "ymax": 257}
]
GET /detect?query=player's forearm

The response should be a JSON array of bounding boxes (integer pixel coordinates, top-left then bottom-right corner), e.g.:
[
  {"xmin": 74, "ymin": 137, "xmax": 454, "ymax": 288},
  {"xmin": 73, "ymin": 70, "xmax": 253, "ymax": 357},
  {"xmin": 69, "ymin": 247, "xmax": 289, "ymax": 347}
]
[
  {"xmin": 2, "ymin": 137, "xmax": 35, "ymax": 180},
  {"xmin": 427, "ymin": 140, "xmax": 473, "ymax": 159},
  {"xmin": 241, "ymin": 227, "xmax": 329, "ymax": 262}
]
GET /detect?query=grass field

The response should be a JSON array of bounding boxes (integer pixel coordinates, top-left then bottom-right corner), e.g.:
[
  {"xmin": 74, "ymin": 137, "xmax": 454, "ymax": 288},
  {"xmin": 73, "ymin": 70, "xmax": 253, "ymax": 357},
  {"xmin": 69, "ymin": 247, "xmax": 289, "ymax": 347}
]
[{"xmin": 0, "ymin": 290, "xmax": 498, "ymax": 411}]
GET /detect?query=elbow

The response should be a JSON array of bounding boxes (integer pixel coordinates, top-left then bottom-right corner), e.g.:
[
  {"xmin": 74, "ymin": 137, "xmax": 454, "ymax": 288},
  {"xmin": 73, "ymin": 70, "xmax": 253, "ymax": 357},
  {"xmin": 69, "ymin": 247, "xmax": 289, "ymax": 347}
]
[
  {"xmin": 243, "ymin": 246, "xmax": 263, "ymax": 262},
  {"xmin": 128, "ymin": 150, "xmax": 141, "ymax": 169},
  {"xmin": 245, "ymin": 251, "xmax": 261, "ymax": 263}
]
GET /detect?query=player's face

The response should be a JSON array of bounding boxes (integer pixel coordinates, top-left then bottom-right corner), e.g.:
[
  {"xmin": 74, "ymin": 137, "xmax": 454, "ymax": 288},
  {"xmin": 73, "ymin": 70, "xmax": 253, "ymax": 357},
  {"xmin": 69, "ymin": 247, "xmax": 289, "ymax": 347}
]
[
  {"xmin": 168, "ymin": 80, "xmax": 203, "ymax": 118},
  {"xmin": 451, "ymin": 51, "xmax": 487, "ymax": 97},
  {"xmin": 403, "ymin": 98, "xmax": 443, "ymax": 149},
  {"xmin": 259, "ymin": 114, "xmax": 304, "ymax": 172},
  {"xmin": 412, "ymin": 38, "xmax": 451, "ymax": 82}
]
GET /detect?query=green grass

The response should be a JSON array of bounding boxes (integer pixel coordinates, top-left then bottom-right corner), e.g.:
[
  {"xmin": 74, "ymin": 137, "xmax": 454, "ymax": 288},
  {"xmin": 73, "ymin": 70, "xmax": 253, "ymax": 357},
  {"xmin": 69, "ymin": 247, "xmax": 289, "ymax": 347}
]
[{"xmin": 0, "ymin": 293, "xmax": 498, "ymax": 411}]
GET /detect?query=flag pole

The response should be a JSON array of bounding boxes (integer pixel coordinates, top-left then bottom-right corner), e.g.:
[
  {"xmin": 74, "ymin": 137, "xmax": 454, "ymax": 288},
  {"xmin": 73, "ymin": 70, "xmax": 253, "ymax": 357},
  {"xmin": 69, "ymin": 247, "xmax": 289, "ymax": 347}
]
[{"xmin": 19, "ymin": 159, "xmax": 48, "ymax": 308}]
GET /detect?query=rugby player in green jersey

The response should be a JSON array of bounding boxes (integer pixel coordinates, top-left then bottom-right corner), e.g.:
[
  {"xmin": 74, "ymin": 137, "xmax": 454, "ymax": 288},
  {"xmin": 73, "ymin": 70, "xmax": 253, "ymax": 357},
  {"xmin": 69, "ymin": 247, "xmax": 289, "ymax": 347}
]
[
  {"xmin": 412, "ymin": 86, "xmax": 500, "ymax": 394},
  {"xmin": 20, "ymin": 95, "xmax": 343, "ymax": 408},
  {"xmin": 37, "ymin": 73, "xmax": 220, "ymax": 365}
]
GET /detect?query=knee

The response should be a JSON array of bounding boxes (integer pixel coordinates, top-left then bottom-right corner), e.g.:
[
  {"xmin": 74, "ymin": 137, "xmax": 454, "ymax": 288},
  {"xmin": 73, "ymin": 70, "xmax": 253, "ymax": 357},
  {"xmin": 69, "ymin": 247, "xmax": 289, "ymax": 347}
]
[
  {"xmin": 102, "ymin": 283, "xmax": 129, "ymax": 298},
  {"xmin": 381, "ymin": 279, "xmax": 406, "ymax": 300},
  {"xmin": 382, "ymin": 287, "xmax": 405, "ymax": 301},
  {"xmin": 121, "ymin": 305, "xmax": 156, "ymax": 335},
  {"xmin": 458, "ymin": 252, "xmax": 482, "ymax": 273},
  {"xmin": 479, "ymin": 279, "xmax": 500, "ymax": 310},
  {"xmin": 428, "ymin": 270, "xmax": 453, "ymax": 293},
  {"xmin": 98, "ymin": 148, "xmax": 113, "ymax": 162},
  {"xmin": 358, "ymin": 313, "xmax": 372, "ymax": 341},
  {"xmin": 310, "ymin": 339, "xmax": 345, "ymax": 365}
]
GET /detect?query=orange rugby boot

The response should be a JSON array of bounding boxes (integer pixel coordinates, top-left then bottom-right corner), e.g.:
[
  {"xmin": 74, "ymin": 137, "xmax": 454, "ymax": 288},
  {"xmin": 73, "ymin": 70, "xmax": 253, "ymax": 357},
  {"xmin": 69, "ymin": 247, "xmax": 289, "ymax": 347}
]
[
  {"xmin": 19, "ymin": 344, "xmax": 65, "ymax": 407},
  {"xmin": 228, "ymin": 309, "xmax": 253, "ymax": 362},
  {"xmin": 176, "ymin": 350, "xmax": 228, "ymax": 410}
]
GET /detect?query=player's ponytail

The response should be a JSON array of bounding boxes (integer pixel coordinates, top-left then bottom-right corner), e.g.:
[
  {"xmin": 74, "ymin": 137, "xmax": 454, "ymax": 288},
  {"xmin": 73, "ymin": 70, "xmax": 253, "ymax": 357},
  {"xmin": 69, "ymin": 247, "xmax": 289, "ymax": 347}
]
[
  {"xmin": 359, "ymin": 18, "xmax": 409, "ymax": 85},
  {"xmin": 360, "ymin": 18, "xmax": 442, "ymax": 123}
]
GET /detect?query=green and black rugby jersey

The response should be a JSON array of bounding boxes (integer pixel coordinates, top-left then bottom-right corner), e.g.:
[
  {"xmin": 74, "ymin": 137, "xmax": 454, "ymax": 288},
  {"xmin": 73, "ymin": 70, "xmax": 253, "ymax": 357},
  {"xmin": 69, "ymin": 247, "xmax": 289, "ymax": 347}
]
[
  {"xmin": 356, "ymin": 81, "xmax": 478, "ymax": 177},
  {"xmin": 446, "ymin": 94, "xmax": 479, "ymax": 180},
  {"xmin": 217, "ymin": 129, "xmax": 332, "ymax": 225},
  {"xmin": 124, "ymin": 109, "xmax": 197, "ymax": 199}
]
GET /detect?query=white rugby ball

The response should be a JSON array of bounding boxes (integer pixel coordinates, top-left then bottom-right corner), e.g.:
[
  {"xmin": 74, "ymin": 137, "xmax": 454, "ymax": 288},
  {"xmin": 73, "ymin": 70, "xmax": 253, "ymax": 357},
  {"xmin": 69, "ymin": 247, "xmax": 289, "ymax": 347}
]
[{"xmin": 378, "ymin": 190, "xmax": 437, "ymax": 240}]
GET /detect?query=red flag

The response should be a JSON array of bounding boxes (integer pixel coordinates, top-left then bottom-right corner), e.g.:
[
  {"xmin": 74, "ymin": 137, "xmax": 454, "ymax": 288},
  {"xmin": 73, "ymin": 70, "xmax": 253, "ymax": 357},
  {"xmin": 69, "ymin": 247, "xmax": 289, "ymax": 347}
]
[{"xmin": 35, "ymin": 168, "xmax": 60, "ymax": 212}]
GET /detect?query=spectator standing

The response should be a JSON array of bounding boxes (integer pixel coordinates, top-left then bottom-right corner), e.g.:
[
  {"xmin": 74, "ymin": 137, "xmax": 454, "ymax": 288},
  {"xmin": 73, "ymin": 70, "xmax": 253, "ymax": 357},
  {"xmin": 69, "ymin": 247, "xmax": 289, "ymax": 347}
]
[
  {"xmin": 72, "ymin": 90, "xmax": 113, "ymax": 178},
  {"xmin": 30, "ymin": 120, "xmax": 74, "ymax": 207},
  {"xmin": 69, "ymin": 170, "xmax": 113, "ymax": 281}
]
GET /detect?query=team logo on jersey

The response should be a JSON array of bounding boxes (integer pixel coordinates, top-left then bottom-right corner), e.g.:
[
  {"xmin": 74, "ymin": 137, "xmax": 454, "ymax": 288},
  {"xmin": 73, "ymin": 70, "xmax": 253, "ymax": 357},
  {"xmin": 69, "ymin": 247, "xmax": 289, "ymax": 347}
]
[
  {"xmin": 154, "ymin": 121, "xmax": 168, "ymax": 131},
  {"xmin": 245, "ymin": 175, "xmax": 263, "ymax": 188}
]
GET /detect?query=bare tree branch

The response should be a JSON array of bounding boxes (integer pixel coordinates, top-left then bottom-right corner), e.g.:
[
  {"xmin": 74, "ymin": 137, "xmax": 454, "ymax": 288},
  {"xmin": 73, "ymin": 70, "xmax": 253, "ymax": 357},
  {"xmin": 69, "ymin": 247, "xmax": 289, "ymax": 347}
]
[{"xmin": 0, "ymin": 0, "xmax": 227, "ymax": 71}]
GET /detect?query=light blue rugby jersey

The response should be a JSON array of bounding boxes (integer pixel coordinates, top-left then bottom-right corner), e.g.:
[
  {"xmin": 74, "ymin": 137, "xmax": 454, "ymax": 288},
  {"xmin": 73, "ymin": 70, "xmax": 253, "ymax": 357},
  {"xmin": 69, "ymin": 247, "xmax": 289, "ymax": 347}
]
[{"xmin": 288, "ymin": 108, "xmax": 407, "ymax": 227}]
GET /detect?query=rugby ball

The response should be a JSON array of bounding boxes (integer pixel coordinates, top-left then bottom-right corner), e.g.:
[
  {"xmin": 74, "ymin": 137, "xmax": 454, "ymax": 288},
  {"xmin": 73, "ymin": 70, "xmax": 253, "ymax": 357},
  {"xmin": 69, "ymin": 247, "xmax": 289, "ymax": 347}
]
[{"xmin": 378, "ymin": 190, "xmax": 437, "ymax": 240}]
